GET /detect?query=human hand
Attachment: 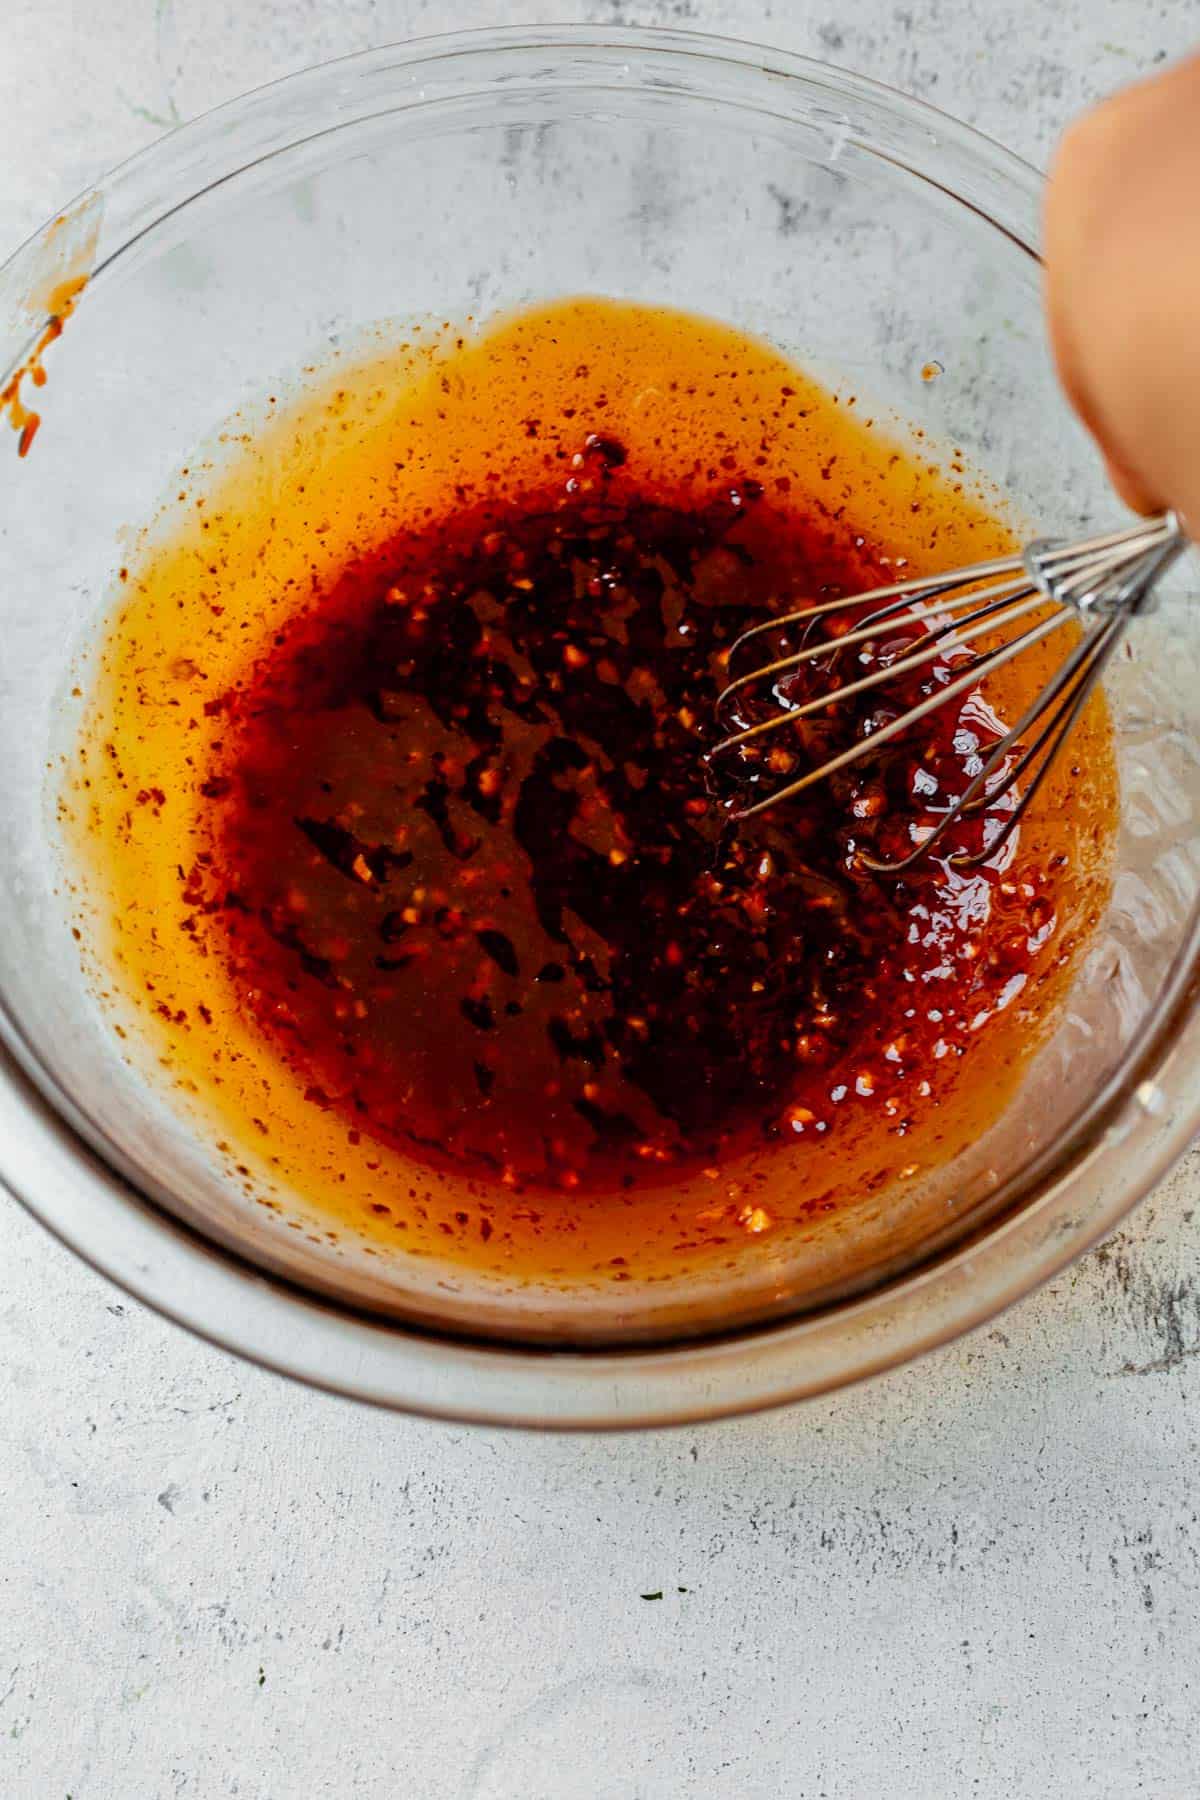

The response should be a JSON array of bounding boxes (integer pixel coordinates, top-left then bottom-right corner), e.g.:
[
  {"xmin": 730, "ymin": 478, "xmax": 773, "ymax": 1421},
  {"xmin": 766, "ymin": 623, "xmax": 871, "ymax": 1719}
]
[{"xmin": 1044, "ymin": 51, "xmax": 1200, "ymax": 528}]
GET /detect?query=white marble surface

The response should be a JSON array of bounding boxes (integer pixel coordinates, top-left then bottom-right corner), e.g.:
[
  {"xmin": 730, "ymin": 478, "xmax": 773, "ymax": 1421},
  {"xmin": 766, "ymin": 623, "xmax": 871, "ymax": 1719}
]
[{"xmin": 3, "ymin": 2, "xmax": 1200, "ymax": 1795}]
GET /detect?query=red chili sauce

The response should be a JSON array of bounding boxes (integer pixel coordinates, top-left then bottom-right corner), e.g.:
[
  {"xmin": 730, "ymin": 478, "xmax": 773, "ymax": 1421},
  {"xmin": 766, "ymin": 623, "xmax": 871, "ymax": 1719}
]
[{"xmin": 189, "ymin": 436, "xmax": 1052, "ymax": 1196}]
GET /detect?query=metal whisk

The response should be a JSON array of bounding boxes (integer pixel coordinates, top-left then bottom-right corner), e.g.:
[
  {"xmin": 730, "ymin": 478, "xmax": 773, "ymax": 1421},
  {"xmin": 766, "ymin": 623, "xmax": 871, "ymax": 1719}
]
[{"xmin": 709, "ymin": 511, "xmax": 1188, "ymax": 873}]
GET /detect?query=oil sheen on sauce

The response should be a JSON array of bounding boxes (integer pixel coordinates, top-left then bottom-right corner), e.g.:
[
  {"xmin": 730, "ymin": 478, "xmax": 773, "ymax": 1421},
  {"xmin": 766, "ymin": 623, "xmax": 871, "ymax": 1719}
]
[{"xmin": 64, "ymin": 299, "xmax": 1115, "ymax": 1285}]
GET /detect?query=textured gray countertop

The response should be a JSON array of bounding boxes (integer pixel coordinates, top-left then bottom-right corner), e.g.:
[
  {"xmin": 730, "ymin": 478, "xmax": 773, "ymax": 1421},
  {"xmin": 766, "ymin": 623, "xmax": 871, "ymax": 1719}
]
[{"xmin": 2, "ymin": 2, "xmax": 1199, "ymax": 1795}]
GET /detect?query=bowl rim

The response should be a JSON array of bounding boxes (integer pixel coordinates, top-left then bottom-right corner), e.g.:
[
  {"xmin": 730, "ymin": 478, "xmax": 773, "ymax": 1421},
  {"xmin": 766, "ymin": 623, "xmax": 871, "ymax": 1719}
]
[
  {"xmin": 2, "ymin": 21, "xmax": 1197, "ymax": 1427},
  {"xmin": 2, "ymin": 19, "xmax": 1046, "ymax": 354}
]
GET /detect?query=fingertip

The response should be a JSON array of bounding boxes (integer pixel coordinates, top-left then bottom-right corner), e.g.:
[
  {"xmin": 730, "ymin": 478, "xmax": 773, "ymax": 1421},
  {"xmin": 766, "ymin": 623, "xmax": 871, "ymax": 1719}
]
[{"xmin": 1103, "ymin": 452, "xmax": 1162, "ymax": 518}]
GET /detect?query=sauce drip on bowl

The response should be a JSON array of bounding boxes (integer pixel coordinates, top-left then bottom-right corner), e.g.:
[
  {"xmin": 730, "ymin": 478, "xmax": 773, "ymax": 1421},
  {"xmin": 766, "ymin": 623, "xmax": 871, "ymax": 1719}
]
[{"xmin": 64, "ymin": 299, "xmax": 1114, "ymax": 1281}]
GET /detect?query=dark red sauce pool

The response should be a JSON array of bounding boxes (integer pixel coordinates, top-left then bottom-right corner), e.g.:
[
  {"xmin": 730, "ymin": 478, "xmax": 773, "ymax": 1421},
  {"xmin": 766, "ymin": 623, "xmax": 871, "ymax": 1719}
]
[{"xmin": 194, "ymin": 437, "xmax": 1046, "ymax": 1195}]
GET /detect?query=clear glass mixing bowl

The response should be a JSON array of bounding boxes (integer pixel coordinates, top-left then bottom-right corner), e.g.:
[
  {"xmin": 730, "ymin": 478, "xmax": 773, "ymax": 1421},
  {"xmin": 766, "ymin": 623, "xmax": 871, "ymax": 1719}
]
[{"xmin": 1, "ymin": 26, "xmax": 1198, "ymax": 1426}]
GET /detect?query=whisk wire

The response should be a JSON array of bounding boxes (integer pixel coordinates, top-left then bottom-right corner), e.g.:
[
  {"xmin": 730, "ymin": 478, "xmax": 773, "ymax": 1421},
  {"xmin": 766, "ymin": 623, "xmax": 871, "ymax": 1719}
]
[
  {"xmin": 715, "ymin": 573, "xmax": 1035, "ymax": 720},
  {"xmin": 719, "ymin": 554, "xmax": 1029, "ymax": 676},
  {"xmin": 947, "ymin": 614, "xmax": 1128, "ymax": 872},
  {"xmin": 719, "ymin": 608, "xmax": 1070, "ymax": 820},
  {"xmin": 708, "ymin": 511, "xmax": 1186, "ymax": 860},
  {"xmin": 859, "ymin": 613, "xmax": 1127, "ymax": 874},
  {"xmin": 711, "ymin": 588, "xmax": 1060, "ymax": 760}
]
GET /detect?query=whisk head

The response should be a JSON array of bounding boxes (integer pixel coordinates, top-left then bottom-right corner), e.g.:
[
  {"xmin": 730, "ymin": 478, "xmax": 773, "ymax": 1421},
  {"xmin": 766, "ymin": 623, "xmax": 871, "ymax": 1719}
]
[{"xmin": 707, "ymin": 512, "xmax": 1185, "ymax": 875}]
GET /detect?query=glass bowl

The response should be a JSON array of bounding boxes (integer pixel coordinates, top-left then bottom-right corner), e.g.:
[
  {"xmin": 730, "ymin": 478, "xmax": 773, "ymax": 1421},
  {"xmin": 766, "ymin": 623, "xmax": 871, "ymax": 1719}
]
[{"xmin": 1, "ymin": 25, "xmax": 1197, "ymax": 1427}]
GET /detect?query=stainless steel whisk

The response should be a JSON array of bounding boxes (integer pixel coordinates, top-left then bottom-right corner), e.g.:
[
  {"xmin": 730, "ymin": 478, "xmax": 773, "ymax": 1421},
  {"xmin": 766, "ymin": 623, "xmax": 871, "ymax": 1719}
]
[{"xmin": 709, "ymin": 511, "xmax": 1188, "ymax": 873}]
